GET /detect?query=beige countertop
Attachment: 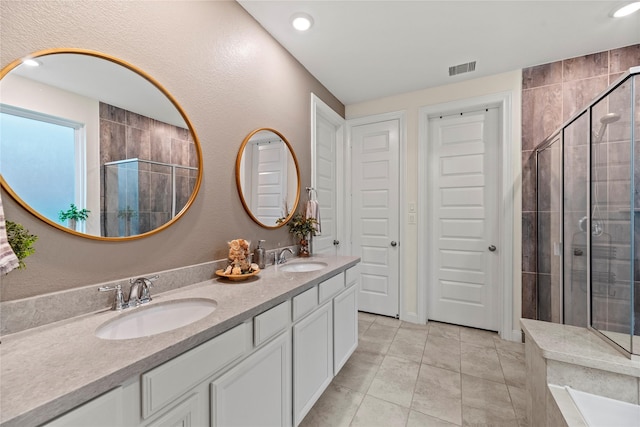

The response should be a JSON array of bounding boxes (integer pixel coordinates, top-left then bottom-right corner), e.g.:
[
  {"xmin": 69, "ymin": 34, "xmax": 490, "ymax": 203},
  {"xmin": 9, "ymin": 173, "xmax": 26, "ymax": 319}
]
[
  {"xmin": 520, "ymin": 319, "xmax": 640, "ymax": 377},
  {"xmin": 0, "ymin": 255, "xmax": 359, "ymax": 427}
]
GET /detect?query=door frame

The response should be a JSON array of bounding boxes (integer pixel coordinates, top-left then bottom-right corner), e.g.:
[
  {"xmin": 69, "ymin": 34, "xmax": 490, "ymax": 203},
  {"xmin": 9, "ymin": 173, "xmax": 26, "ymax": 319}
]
[
  {"xmin": 418, "ymin": 92, "xmax": 515, "ymax": 340},
  {"xmin": 311, "ymin": 94, "xmax": 346, "ymax": 255},
  {"xmin": 347, "ymin": 110, "xmax": 406, "ymax": 318}
]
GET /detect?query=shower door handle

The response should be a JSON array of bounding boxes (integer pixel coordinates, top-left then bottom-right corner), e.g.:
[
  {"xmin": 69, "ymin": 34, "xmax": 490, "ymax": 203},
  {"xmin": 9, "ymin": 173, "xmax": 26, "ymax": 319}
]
[{"xmin": 488, "ymin": 245, "xmax": 496, "ymax": 252}]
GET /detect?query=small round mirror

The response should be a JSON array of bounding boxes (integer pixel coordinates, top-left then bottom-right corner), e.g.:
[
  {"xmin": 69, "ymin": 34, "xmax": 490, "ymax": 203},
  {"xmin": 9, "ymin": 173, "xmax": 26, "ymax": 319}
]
[{"xmin": 235, "ymin": 128, "xmax": 300, "ymax": 228}]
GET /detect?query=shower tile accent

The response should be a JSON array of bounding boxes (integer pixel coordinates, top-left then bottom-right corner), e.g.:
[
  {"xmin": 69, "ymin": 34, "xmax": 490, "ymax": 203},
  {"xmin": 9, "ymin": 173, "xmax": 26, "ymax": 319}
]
[
  {"xmin": 521, "ymin": 272, "xmax": 537, "ymax": 320},
  {"xmin": 521, "ymin": 84, "xmax": 562, "ymax": 151},
  {"xmin": 562, "ymin": 52, "xmax": 609, "ymax": 82},
  {"xmin": 610, "ymin": 45, "xmax": 640, "ymax": 74},
  {"xmin": 521, "ymin": 212, "xmax": 537, "ymax": 274},
  {"xmin": 520, "ymin": 44, "xmax": 640, "ymax": 322},
  {"xmin": 99, "ymin": 102, "xmax": 196, "ymax": 237},
  {"xmin": 522, "ymin": 62, "xmax": 562, "ymax": 90},
  {"xmin": 562, "ymin": 76, "xmax": 609, "ymax": 120},
  {"xmin": 521, "ymin": 151, "xmax": 537, "ymax": 212}
]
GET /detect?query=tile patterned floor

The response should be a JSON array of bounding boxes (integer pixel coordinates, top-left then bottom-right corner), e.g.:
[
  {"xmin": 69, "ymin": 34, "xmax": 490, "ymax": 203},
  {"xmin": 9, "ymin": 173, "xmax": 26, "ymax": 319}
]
[{"xmin": 300, "ymin": 312, "xmax": 528, "ymax": 427}]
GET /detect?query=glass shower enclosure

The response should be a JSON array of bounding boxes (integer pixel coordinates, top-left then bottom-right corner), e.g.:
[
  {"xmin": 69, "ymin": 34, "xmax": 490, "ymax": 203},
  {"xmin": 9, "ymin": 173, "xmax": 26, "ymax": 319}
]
[
  {"xmin": 536, "ymin": 66, "xmax": 639, "ymax": 357},
  {"xmin": 103, "ymin": 158, "xmax": 197, "ymax": 237}
]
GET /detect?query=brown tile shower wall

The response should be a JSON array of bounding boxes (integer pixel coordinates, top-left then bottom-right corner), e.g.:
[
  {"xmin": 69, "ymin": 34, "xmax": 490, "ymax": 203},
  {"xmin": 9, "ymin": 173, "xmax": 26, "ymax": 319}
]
[
  {"xmin": 520, "ymin": 44, "xmax": 640, "ymax": 321},
  {"xmin": 99, "ymin": 103, "xmax": 196, "ymax": 237}
]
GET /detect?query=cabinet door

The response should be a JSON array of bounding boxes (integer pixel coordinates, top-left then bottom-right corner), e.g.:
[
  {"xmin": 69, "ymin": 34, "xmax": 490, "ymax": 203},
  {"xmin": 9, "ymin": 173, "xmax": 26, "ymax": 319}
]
[
  {"xmin": 43, "ymin": 387, "xmax": 122, "ymax": 427},
  {"xmin": 146, "ymin": 393, "xmax": 201, "ymax": 427},
  {"xmin": 211, "ymin": 331, "xmax": 291, "ymax": 427},
  {"xmin": 333, "ymin": 284, "xmax": 358, "ymax": 375},
  {"xmin": 293, "ymin": 301, "xmax": 333, "ymax": 425}
]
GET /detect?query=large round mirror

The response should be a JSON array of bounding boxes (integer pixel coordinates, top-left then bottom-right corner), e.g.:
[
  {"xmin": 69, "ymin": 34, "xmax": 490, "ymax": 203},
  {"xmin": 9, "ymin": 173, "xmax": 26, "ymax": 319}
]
[
  {"xmin": 236, "ymin": 128, "xmax": 300, "ymax": 228},
  {"xmin": 0, "ymin": 49, "xmax": 202, "ymax": 240}
]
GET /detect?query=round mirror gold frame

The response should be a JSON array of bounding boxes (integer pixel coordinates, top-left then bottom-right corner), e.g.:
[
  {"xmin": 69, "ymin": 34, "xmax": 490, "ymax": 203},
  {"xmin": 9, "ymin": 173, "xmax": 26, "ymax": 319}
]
[
  {"xmin": 0, "ymin": 48, "xmax": 203, "ymax": 241},
  {"xmin": 235, "ymin": 128, "xmax": 301, "ymax": 228}
]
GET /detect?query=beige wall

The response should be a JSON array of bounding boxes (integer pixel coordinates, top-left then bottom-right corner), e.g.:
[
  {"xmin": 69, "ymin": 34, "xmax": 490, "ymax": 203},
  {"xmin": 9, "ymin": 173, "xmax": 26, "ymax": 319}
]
[
  {"xmin": 346, "ymin": 71, "xmax": 523, "ymax": 334},
  {"xmin": 0, "ymin": 1, "xmax": 343, "ymax": 301}
]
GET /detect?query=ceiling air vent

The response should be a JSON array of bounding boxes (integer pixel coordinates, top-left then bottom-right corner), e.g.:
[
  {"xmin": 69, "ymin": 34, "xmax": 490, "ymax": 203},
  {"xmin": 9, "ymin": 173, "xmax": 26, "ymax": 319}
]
[{"xmin": 449, "ymin": 61, "xmax": 477, "ymax": 76}]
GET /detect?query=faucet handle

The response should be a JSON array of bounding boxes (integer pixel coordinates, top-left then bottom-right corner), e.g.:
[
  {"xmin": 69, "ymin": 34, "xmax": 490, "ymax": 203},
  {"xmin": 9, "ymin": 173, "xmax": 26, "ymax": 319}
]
[
  {"xmin": 98, "ymin": 284, "xmax": 127, "ymax": 311},
  {"xmin": 129, "ymin": 274, "xmax": 159, "ymax": 284},
  {"xmin": 140, "ymin": 278, "xmax": 155, "ymax": 303}
]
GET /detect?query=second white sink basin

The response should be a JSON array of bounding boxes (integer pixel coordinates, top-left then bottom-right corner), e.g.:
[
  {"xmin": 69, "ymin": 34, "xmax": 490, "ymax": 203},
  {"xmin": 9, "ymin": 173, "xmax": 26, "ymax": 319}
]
[
  {"xmin": 279, "ymin": 261, "xmax": 328, "ymax": 273},
  {"xmin": 96, "ymin": 298, "xmax": 217, "ymax": 340}
]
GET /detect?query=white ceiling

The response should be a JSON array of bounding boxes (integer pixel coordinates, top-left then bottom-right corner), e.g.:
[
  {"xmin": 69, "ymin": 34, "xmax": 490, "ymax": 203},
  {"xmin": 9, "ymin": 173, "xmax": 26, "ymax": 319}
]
[
  {"xmin": 238, "ymin": 0, "xmax": 640, "ymax": 105},
  {"xmin": 10, "ymin": 53, "xmax": 186, "ymax": 128}
]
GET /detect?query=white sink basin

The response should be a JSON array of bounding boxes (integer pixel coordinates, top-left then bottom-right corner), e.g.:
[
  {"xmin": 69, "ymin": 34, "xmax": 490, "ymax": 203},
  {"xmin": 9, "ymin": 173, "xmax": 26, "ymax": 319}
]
[
  {"xmin": 279, "ymin": 261, "xmax": 328, "ymax": 273},
  {"xmin": 96, "ymin": 298, "xmax": 217, "ymax": 340}
]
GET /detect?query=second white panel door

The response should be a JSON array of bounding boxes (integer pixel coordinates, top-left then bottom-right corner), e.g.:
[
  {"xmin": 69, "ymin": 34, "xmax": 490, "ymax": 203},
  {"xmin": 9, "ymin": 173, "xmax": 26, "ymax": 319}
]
[
  {"xmin": 351, "ymin": 119, "xmax": 400, "ymax": 318},
  {"xmin": 428, "ymin": 109, "xmax": 499, "ymax": 331}
]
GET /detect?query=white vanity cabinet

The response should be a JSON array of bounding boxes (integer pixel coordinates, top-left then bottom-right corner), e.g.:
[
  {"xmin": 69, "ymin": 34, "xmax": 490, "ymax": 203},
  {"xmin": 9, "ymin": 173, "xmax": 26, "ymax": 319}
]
[
  {"xmin": 42, "ymin": 387, "xmax": 124, "ymax": 427},
  {"xmin": 211, "ymin": 330, "xmax": 292, "ymax": 427},
  {"xmin": 293, "ymin": 300, "xmax": 333, "ymax": 425},
  {"xmin": 145, "ymin": 393, "xmax": 202, "ymax": 427},
  {"xmin": 333, "ymin": 279, "xmax": 358, "ymax": 374},
  {"xmin": 35, "ymin": 262, "xmax": 360, "ymax": 427},
  {"xmin": 140, "ymin": 322, "xmax": 252, "ymax": 419}
]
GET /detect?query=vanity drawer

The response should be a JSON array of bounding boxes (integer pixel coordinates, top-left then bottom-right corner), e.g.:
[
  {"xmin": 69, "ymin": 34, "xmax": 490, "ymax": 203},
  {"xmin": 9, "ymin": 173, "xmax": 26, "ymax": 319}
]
[
  {"xmin": 293, "ymin": 286, "xmax": 318, "ymax": 321},
  {"xmin": 345, "ymin": 264, "xmax": 360, "ymax": 287},
  {"xmin": 141, "ymin": 321, "xmax": 251, "ymax": 418},
  {"xmin": 254, "ymin": 300, "xmax": 291, "ymax": 346},
  {"xmin": 319, "ymin": 272, "xmax": 345, "ymax": 303}
]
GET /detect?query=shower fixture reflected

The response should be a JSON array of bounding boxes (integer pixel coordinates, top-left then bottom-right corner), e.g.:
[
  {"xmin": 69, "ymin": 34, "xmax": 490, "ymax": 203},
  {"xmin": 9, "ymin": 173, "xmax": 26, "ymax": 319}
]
[{"xmin": 593, "ymin": 112, "xmax": 621, "ymax": 143}]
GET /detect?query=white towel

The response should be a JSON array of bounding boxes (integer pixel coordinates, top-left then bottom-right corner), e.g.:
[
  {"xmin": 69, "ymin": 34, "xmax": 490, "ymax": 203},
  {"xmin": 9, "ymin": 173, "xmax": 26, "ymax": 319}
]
[
  {"xmin": 305, "ymin": 199, "xmax": 321, "ymax": 235},
  {"xmin": 0, "ymin": 193, "xmax": 20, "ymax": 275}
]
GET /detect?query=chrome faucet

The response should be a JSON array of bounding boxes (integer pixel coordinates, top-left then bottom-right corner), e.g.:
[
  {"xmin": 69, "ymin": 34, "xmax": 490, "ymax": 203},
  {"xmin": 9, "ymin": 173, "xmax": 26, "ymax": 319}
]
[
  {"xmin": 277, "ymin": 248, "xmax": 294, "ymax": 264},
  {"xmin": 99, "ymin": 275, "xmax": 158, "ymax": 310},
  {"xmin": 128, "ymin": 275, "xmax": 158, "ymax": 306}
]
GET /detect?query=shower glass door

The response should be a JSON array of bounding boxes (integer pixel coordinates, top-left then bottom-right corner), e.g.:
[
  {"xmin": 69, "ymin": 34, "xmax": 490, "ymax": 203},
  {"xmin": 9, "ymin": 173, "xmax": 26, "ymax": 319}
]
[
  {"xmin": 537, "ymin": 137, "xmax": 563, "ymax": 323},
  {"xmin": 563, "ymin": 113, "xmax": 590, "ymax": 327},
  {"xmin": 590, "ymin": 79, "xmax": 634, "ymax": 354}
]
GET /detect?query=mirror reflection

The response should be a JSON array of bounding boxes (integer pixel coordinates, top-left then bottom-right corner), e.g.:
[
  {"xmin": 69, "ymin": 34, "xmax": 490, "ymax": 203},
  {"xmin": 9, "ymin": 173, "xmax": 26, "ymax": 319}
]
[
  {"xmin": 236, "ymin": 128, "xmax": 300, "ymax": 228},
  {"xmin": 0, "ymin": 49, "xmax": 202, "ymax": 240}
]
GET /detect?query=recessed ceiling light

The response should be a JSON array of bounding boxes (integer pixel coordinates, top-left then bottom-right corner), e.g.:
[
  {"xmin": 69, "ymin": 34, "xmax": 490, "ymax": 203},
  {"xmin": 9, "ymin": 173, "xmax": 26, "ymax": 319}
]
[
  {"xmin": 291, "ymin": 13, "xmax": 313, "ymax": 31},
  {"xmin": 612, "ymin": 2, "xmax": 640, "ymax": 17},
  {"xmin": 22, "ymin": 58, "xmax": 40, "ymax": 67}
]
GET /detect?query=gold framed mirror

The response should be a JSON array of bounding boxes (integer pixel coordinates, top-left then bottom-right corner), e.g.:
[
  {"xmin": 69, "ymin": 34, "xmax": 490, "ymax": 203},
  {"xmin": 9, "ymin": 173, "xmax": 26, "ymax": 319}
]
[
  {"xmin": 0, "ymin": 48, "xmax": 203, "ymax": 240},
  {"xmin": 235, "ymin": 128, "xmax": 300, "ymax": 228}
]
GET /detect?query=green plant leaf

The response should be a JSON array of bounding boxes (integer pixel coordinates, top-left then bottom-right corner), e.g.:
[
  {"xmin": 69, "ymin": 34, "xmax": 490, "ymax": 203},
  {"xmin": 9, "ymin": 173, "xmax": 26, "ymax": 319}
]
[{"xmin": 6, "ymin": 221, "xmax": 38, "ymax": 269}]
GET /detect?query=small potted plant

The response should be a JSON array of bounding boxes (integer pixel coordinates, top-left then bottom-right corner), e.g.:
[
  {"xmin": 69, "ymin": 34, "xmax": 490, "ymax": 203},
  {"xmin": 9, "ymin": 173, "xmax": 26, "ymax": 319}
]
[
  {"xmin": 277, "ymin": 212, "xmax": 317, "ymax": 256},
  {"xmin": 6, "ymin": 220, "xmax": 38, "ymax": 270},
  {"xmin": 58, "ymin": 203, "xmax": 90, "ymax": 231}
]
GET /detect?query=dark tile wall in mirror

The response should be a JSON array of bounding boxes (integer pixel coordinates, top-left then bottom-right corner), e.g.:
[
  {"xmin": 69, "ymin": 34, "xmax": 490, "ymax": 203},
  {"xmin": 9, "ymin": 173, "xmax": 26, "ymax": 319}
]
[
  {"xmin": 99, "ymin": 103, "xmax": 197, "ymax": 237},
  {"xmin": 521, "ymin": 44, "xmax": 640, "ymax": 322}
]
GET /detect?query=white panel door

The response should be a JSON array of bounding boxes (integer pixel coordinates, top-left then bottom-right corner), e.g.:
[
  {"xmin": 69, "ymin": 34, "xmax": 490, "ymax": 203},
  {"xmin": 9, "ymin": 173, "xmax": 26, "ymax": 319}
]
[
  {"xmin": 428, "ymin": 109, "xmax": 499, "ymax": 331},
  {"xmin": 251, "ymin": 141, "xmax": 287, "ymax": 225},
  {"xmin": 351, "ymin": 119, "xmax": 400, "ymax": 318},
  {"xmin": 314, "ymin": 112, "xmax": 338, "ymax": 255}
]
